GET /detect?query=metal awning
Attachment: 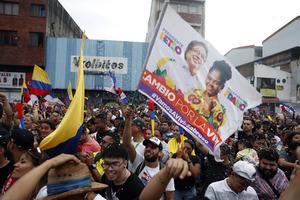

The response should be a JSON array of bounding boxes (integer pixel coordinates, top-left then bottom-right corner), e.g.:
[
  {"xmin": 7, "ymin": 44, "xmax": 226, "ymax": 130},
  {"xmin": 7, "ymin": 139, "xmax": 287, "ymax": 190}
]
[{"xmin": 262, "ymin": 97, "xmax": 279, "ymax": 104}]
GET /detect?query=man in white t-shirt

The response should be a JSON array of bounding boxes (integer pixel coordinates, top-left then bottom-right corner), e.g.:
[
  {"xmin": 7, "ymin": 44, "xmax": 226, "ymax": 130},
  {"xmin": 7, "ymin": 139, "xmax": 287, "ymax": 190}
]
[
  {"xmin": 205, "ymin": 160, "xmax": 258, "ymax": 200},
  {"xmin": 132, "ymin": 137, "xmax": 175, "ymax": 200},
  {"xmin": 122, "ymin": 106, "xmax": 175, "ymax": 199}
]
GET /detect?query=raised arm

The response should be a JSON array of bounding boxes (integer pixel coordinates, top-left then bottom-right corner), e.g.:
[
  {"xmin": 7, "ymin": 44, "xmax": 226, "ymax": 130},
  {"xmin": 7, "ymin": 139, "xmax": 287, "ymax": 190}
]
[
  {"xmin": 195, "ymin": 140, "xmax": 209, "ymax": 155},
  {"xmin": 139, "ymin": 158, "xmax": 191, "ymax": 200},
  {"xmin": 2, "ymin": 154, "xmax": 80, "ymax": 200},
  {"xmin": 121, "ymin": 105, "xmax": 137, "ymax": 162},
  {"xmin": 0, "ymin": 93, "xmax": 13, "ymax": 126}
]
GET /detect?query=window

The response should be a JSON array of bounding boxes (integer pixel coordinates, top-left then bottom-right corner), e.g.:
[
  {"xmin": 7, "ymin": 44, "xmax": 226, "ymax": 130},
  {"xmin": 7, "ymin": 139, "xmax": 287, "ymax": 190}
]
[
  {"xmin": 257, "ymin": 78, "xmax": 276, "ymax": 90},
  {"xmin": 30, "ymin": 4, "xmax": 46, "ymax": 17},
  {"xmin": 255, "ymin": 47, "xmax": 262, "ymax": 57},
  {"xmin": 29, "ymin": 32, "xmax": 44, "ymax": 47},
  {"xmin": 0, "ymin": 2, "xmax": 19, "ymax": 15},
  {"xmin": 0, "ymin": 30, "xmax": 18, "ymax": 46}
]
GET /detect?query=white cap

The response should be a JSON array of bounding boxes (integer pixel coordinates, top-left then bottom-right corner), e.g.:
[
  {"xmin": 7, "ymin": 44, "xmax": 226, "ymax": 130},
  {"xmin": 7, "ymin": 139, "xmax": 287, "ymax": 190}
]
[
  {"xmin": 232, "ymin": 160, "xmax": 256, "ymax": 182},
  {"xmin": 143, "ymin": 137, "xmax": 162, "ymax": 150}
]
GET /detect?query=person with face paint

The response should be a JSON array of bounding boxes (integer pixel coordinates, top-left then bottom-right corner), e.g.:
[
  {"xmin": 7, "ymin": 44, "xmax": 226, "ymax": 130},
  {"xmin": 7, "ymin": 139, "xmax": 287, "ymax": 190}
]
[
  {"xmin": 253, "ymin": 148, "xmax": 288, "ymax": 200},
  {"xmin": 185, "ymin": 60, "xmax": 232, "ymax": 130}
]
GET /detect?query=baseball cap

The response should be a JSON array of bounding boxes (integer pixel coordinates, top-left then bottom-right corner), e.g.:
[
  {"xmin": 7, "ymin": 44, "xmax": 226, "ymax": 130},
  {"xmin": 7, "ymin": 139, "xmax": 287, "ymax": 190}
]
[
  {"xmin": 10, "ymin": 129, "xmax": 34, "ymax": 150},
  {"xmin": 132, "ymin": 118, "xmax": 146, "ymax": 129},
  {"xmin": 143, "ymin": 137, "xmax": 163, "ymax": 150},
  {"xmin": 232, "ymin": 160, "xmax": 256, "ymax": 182}
]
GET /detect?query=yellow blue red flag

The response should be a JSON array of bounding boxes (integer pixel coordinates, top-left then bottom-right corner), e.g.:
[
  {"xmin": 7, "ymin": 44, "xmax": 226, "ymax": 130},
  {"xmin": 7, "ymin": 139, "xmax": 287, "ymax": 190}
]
[
  {"xmin": 39, "ymin": 34, "xmax": 85, "ymax": 157},
  {"xmin": 21, "ymin": 80, "xmax": 30, "ymax": 103},
  {"xmin": 31, "ymin": 65, "xmax": 52, "ymax": 96}
]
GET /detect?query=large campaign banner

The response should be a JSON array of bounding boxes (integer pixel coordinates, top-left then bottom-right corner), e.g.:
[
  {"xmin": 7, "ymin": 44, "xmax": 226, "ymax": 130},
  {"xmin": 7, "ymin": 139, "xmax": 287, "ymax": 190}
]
[{"xmin": 138, "ymin": 5, "xmax": 262, "ymax": 156}]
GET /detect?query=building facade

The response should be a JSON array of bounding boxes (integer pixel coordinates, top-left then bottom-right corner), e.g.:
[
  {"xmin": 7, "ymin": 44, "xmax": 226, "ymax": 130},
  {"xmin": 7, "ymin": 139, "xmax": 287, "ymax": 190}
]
[
  {"xmin": 225, "ymin": 16, "xmax": 300, "ymax": 112},
  {"xmin": 0, "ymin": 0, "xmax": 83, "ymax": 100},
  {"xmin": 146, "ymin": 0, "xmax": 205, "ymax": 41},
  {"xmin": 46, "ymin": 38, "xmax": 148, "ymax": 104}
]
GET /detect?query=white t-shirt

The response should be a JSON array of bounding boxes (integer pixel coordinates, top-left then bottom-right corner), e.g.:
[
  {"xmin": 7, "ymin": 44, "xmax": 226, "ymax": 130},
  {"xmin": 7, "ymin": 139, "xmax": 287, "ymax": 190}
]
[
  {"xmin": 205, "ymin": 178, "xmax": 258, "ymax": 200},
  {"xmin": 128, "ymin": 141, "xmax": 145, "ymax": 172},
  {"xmin": 129, "ymin": 153, "xmax": 175, "ymax": 200}
]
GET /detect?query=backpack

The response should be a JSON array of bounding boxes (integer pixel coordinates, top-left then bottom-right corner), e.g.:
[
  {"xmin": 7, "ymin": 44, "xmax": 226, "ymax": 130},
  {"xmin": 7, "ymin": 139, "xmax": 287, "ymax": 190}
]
[{"xmin": 134, "ymin": 161, "xmax": 165, "ymax": 177}]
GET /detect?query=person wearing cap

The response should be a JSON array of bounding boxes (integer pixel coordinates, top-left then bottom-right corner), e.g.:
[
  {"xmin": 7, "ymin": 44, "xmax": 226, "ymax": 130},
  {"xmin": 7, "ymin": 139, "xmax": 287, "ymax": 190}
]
[
  {"xmin": 7, "ymin": 129, "xmax": 34, "ymax": 163},
  {"xmin": 204, "ymin": 160, "xmax": 258, "ymax": 200},
  {"xmin": 253, "ymin": 148, "xmax": 288, "ymax": 200},
  {"xmin": 131, "ymin": 136, "xmax": 175, "ymax": 199},
  {"xmin": 123, "ymin": 105, "xmax": 175, "ymax": 198}
]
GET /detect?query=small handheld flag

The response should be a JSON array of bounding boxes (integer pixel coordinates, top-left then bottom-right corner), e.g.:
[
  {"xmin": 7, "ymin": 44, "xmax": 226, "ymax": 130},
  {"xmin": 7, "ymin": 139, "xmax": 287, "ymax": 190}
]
[
  {"xmin": 21, "ymin": 80, "xmax": 30, "ymax": 103},
  {"xmin": 147, "ymin": 100, "xmax": 155, "ymax": 136},
  {"xmin": 104, "ymin": 72, "xmax": 117, "ymax": 94},
  {"xmin": 279, "ymin": 103, "xmax": 295, "ymax": 115},
  {"xmin": 118, "ymin": 88, "xmax": 128, "ymax": 105}
]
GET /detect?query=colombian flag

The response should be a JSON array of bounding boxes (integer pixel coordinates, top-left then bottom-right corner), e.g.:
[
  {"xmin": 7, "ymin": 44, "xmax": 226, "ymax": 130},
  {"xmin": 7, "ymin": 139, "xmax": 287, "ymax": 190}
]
[
  {"xmin": 21, "ymin": 80, "xmax": 30, "ymax": 103},
  {"xmin": 31, "ymin": 65, "xmax": 52, "ymax": 96},
  {"xmin": 39, "ymin": 34, "xmax": 86, "ymax": 157}
]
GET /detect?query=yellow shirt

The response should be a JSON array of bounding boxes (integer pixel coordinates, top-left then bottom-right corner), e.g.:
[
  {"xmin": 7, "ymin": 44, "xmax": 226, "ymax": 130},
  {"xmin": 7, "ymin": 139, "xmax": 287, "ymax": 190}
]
[{"xmin": 184, "ymin": 89, "xmax": 226, "ymax": 130}]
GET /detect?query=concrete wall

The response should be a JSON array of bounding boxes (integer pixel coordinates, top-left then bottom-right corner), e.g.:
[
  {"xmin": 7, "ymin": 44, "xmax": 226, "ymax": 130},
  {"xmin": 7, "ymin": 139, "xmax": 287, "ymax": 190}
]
[
  {"xmin": 263, "ymin": 18, "xmax": 300, "ymax": 57},
  {"xmin": 225, "ymin": 47, "xmax": 256, "ymax": 67},
  {"xmin": 46, "ymin": 0, "xmax": 83, "ymax": 38}
]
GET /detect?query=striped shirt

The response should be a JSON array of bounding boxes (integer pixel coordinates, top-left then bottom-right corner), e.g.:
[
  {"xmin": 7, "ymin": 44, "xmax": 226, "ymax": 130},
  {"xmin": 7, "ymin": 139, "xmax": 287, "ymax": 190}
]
[{"xmin": 253, "ymin": 168, "xmax": 288, "ymax": 200}]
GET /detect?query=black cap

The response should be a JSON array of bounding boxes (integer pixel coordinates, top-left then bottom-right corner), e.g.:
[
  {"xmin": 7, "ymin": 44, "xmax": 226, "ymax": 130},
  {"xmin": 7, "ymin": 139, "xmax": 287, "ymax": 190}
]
[{"xmin": 10, "ymin": 129, "xmax": 34, "ymax": 150}]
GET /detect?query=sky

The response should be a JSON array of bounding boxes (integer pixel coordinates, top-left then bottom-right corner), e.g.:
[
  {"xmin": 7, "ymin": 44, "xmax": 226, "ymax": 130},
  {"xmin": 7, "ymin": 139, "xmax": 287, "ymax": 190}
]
[{"xmin": 58, "ymin": 0, "xmax": 300, "ymax": 55}]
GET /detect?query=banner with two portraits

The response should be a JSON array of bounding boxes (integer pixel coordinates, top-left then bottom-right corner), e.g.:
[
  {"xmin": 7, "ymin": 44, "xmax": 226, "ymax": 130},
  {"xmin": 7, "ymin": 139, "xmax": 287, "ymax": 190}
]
[{"xmin": 138, "ymin": 5, "xmax": 262, "ymax": 158}]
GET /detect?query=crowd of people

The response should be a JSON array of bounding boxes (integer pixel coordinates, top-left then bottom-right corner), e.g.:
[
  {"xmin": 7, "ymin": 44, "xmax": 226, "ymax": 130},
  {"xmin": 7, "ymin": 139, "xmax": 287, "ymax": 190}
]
[{"xmin": 0, "ymin": 91, "xmax": 300, "ymax": 200}]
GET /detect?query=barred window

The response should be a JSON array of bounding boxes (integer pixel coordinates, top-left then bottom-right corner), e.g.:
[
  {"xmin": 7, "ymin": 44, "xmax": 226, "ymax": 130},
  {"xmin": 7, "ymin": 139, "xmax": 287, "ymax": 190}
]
[
  {"xmin": 0, "ymin": 2, "xmax": 19, "ymax": 15},
  {"xmin": 29, "ymin": 32, "xmax": 44, "ymax": 47},
  {"xmin": 0, "ymin": 30, "xmax": 18, "ymax": 46},
  {"xmin": 30, "ymin": 4, "xmax": 46, "ymax": 17}
]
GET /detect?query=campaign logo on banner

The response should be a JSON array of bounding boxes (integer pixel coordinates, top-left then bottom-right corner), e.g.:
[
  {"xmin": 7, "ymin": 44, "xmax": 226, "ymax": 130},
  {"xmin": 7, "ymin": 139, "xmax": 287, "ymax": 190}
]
[
  {"xmin": 137, "ymin": 5, "xmax": 262, "ymax": 157},
  {"xmin": 71, "ymin": 56, "xmax": 128, "ymax": 74}
]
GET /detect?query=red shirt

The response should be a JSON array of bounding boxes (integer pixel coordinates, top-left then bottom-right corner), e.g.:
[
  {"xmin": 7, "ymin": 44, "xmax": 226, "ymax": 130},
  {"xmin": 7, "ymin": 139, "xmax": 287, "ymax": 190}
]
[{"xmin": 77, "ymin": 137, "xmax": 101, "ymax": 153}]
